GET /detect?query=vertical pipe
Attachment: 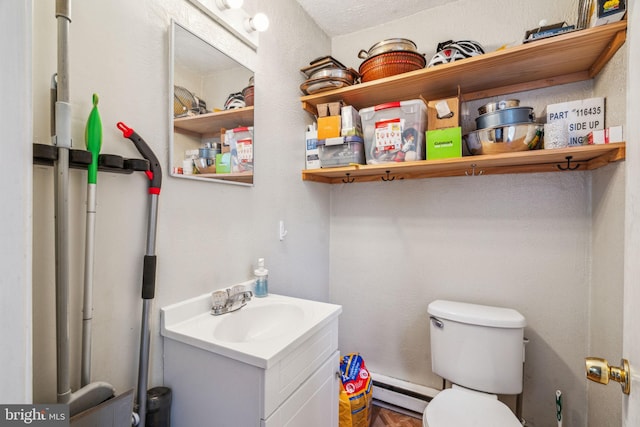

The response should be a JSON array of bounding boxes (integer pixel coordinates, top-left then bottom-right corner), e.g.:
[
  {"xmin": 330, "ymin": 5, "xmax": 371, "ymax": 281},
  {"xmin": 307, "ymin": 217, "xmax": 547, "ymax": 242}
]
[{"xmin": 54, "ymin": 0, "xmax": 72, "ymax": 405}]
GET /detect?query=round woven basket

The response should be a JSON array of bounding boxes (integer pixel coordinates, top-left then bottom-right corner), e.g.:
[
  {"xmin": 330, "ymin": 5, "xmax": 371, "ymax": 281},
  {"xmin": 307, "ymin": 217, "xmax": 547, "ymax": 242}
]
[
  {"xmin": 242, "ymin": 85, "xmax": 254, "ymax": 107},
  {"xmin": 359, "ymin": 51, "xmax": 426, "ymax": 82}
]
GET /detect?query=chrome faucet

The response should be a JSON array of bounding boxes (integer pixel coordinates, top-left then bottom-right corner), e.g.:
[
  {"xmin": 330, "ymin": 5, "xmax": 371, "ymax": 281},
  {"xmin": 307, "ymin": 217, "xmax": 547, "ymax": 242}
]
[{"xmin": 211, "ymin": 285, "xmax": 253, "ymax": 315}]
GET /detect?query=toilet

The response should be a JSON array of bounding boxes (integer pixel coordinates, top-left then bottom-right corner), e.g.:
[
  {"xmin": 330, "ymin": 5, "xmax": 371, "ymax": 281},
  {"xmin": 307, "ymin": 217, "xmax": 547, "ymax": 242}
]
[{"xmin": 424, "ymin": 300, "xmax": 527, "ymax": 427}]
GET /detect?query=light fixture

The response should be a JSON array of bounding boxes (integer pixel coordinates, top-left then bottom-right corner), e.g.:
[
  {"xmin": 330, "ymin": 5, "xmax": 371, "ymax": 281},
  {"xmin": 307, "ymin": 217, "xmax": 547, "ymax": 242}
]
[
  {"xmin": 245, "ymin": 12, "xmax": 269, "ymax": 32},
  {"xmin": 215, "ymin": 0, "xmax": 243, "ymax": 10},
  {"xmin": 187, "ymin": 0, "xmax": 268, "ymax": 50}
]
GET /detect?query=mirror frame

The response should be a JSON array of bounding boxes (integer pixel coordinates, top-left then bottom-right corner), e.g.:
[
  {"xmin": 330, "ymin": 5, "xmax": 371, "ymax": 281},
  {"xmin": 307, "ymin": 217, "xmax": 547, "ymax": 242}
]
[{"xmin": 169, "ymin": 19, "xmax": 255, "ymax": 186}]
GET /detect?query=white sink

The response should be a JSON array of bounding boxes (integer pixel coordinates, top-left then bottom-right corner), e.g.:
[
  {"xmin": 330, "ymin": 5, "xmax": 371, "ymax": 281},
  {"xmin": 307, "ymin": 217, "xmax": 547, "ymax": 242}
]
[
  {"xmin": 213, "ymin": 302, "xmax": 305, "ymax": 343},
  {"xmin": 160, "ymin": 281, "xmax": 342, "ymax": 368}
]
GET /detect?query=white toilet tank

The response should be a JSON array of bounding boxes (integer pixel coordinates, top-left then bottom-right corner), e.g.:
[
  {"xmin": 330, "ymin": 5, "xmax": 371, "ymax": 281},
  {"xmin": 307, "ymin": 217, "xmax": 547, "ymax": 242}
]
[{"xmin": 428, "ymin": 300, "xmax": 526, "ymax": 395}]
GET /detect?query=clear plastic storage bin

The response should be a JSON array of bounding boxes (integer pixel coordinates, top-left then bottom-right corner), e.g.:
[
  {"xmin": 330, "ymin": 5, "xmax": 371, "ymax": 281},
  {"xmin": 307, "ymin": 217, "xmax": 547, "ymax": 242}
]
[
  {"xmin": 317, "ymin": 136, "xmax": 365, "ymax": 168},
  {"xmin": 360, "ymin": 99, "xmax": 427, "ymax": 164}
]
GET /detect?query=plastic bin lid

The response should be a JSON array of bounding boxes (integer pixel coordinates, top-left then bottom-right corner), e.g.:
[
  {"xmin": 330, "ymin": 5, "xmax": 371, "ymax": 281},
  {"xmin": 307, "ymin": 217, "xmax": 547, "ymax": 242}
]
[
  {"xmin": 316, "ymin": 136, "xmax": 364, "ymax": 146},
  {"xmin": 426, "ymin": 388, "xmax": 522, "ymax": 427},
  {"xmin": 427, "ymin": 300, "xmax": 526, "ymax": 328}
]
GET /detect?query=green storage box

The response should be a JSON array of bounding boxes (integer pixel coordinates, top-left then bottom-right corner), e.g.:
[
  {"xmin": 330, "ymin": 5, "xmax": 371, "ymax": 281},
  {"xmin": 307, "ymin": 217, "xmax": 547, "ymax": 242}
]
[{"xmin": 426, "ymin": 127, "xmax": 462, "ymax": 160}]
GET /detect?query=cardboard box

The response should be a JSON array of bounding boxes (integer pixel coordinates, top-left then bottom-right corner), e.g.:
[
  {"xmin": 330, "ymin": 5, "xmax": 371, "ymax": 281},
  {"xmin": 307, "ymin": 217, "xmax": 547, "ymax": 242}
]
[
  {"xmin": 305, "ymin": 128, "xmax": 320, "ymax": 169},
  {"xmin": 341, "ymin": 105, "xmax": 363, "ymax": 137},
  {"xmin": 426, "ymin": 127, "xmax": 462, "ymax": 160},
  {"xmin": 591, "ymin": 0, "xmax": 626, "ymax": 26},
  {"xmin": 427, "ymin": 97, "xmax": 460, "ymax": 130},
  {"xmin": 545, "ymin": 97, "xmax": 605, "ymax": 146},
  {"xmin": 316, "ymin": 101, "xmax": 343, "ymax": 117},
  {"xmin": 215, "ymin": 153, "xmax": 231, "ymax": 173},
  {"xmin": 588, "ymin": 126, "xmax": 623, "ymax": 144},
  {"xmin": 317, "ymin": 115, "xmax": 341, "ymax": 140}
]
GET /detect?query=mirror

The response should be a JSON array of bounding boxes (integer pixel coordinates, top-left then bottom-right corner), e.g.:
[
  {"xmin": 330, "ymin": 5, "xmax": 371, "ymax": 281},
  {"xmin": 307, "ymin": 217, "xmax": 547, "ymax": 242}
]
[{"xmin": 170, "ymin": 21, "xmax": 255, "ymax": 185}]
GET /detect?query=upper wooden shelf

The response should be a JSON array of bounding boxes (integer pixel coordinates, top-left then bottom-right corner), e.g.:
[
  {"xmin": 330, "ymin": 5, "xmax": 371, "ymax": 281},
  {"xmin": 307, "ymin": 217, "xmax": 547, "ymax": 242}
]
[
  {"xmin": 301, "ymin": 143, "xmax": 626, "ymax": 184},
  {"xmin": 300, "ymin": 21, "xmax": 627, "ymax": 114},
  {"xmin": 174, "ymin": 106, "xmax": 254, "ymax": 137}
]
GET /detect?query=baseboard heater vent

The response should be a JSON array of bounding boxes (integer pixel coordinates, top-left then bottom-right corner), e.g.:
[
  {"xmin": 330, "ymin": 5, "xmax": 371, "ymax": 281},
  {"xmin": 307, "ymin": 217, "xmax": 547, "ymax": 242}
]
[{"xmin": 370, "ymin": 372, "xmax": 440, "ymax": 415}]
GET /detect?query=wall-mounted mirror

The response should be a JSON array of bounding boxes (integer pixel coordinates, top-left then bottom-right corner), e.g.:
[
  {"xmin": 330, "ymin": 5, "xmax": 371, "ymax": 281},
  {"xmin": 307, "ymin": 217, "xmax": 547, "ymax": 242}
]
[{"xmin": 169, "ymin": 20, "xmax": 254, "ymax": 185}]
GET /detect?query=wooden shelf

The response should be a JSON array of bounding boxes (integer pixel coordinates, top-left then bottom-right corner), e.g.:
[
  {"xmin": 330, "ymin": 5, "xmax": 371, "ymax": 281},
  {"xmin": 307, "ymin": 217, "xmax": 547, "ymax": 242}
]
[
  {"xmin": 301, "ymin": 143, "xmax": 626, "ymax": 184},
  {"xmin": 174, "ymin": 106, "xmax": 254, "ymax": 136},
  {"xmin": 300, "ymin": 21, "xmax": 627, "ymax": 114}
]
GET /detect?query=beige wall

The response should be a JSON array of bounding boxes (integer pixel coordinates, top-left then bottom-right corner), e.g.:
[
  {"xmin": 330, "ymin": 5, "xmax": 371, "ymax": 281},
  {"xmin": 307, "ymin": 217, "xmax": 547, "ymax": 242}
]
[
  {"xmin": 24, "ymin": 1, "xmax": 629, "ymax": 426},
  {"xmin": 31, "ymin": 0, "xmax": 332, "ymax": 403},
  {"xmin": 329, "ymin": 1, "xmax": 625, "ymax": 426}
]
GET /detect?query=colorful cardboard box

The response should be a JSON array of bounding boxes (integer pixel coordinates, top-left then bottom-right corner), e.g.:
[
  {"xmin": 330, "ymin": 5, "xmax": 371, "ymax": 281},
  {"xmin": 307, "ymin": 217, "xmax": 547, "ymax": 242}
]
[
  {"xmin": 427, "ymin": 97, "xmax": 460, "ymax": 130},
  {"xmin": 317, "ymin": 115, "xmax": 341, "ymax": 140},
  {"xmin": 426, "ymin": 127, "xmax": 462, "ymax": 160}
]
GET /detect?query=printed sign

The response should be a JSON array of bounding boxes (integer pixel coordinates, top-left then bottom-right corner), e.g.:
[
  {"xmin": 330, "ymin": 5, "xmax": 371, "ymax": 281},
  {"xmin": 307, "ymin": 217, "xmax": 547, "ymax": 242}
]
[{"xmin": 546, "ymin": 97, "xmax": 605, "ymax": 146}]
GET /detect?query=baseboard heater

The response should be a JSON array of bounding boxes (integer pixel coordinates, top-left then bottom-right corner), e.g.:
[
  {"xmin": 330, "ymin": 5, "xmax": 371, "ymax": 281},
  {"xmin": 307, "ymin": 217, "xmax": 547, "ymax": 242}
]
[{"xmin": 370, "ymin": 372, "xmax": 440, "ymax": 415}]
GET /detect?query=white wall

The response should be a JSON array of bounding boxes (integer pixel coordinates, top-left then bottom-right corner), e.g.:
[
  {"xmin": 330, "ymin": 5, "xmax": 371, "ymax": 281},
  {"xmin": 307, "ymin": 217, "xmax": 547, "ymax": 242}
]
[
  {"xmin": 328, "ymin": 1, "xmax": 626, "ymax": 426},
  {"xmin": 623, "ymin": 5, "xmax": 640, "ymax": 427},
  {"xmin": 0, "ymin": 0, "xmax": 32, "ymax": 404},
  {"xmin": 31, "ymin": 0, "xmax": 331, "ymax": 403}
]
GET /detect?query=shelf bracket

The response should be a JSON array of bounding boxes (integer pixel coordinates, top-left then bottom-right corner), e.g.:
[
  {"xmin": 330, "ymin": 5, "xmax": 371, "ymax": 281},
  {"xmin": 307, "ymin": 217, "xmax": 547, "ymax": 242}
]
[
  {"xmin": 465, "ymin": 164, "xmax": 484, "ymax": 176},
  {"xmin": 342, "ymin": 173, "xmax": 355, "ymax": 184},
  {"xmin": 557, "ymin": 156, "xmax": 580, "ymax": 171}
]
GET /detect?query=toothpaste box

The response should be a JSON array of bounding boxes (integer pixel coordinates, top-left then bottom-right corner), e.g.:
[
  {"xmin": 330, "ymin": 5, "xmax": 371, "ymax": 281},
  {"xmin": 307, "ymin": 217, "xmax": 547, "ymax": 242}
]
[{"xmin": 545, "ymin": 97, "xmax": 605, "ymax": 146}]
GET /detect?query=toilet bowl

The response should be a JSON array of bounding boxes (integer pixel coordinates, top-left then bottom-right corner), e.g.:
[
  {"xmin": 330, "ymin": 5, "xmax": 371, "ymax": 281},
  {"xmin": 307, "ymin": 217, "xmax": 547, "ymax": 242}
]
[
  {"xmin": 425, "ymin": 300, "xmax": 527, "ymax": 427},
  {"xmin": 423, "ymin": 386, "xmax": 522, "ymax": 427}
]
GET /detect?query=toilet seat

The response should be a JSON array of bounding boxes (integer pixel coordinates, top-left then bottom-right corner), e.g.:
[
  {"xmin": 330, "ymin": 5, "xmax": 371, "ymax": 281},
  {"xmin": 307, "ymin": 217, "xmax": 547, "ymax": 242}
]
[{"xmin": 423, "ymin": 388, "xmax": 522, "ymax": 427}]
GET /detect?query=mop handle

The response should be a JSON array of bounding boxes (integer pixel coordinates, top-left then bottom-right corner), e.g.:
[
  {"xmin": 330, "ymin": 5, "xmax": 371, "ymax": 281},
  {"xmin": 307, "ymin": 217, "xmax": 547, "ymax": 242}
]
[{"xmin": 116, "ymin": 122, "xmax": 162, "ymax": 193}]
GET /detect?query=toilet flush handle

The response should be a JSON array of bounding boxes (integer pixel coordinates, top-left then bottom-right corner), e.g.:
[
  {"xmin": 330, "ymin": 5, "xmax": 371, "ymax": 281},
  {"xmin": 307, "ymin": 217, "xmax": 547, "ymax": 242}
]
[{"xmin": 430, "ymin": 316, "xmax": 444, "ymax": 329}]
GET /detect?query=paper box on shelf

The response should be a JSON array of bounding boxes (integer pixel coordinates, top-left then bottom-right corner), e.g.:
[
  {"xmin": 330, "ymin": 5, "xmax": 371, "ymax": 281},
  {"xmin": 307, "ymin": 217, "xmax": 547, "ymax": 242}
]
[
  {"xmin": 427, "ymin": 97, "xmax": 460, "ymax": 130},
  {"xmin": 317, "ymin": 115, "xmax": 342, "ymax": 139},
  {"xmin": 341, "ymin": 105, "xmax": 363, "ymax": 137},
  {"xmin": 215, "ymin": 153, "xmax": 231, "ymax": 173},
  {"xmin": 426, "ymin": 127, "xmax": 462, "ymax": 160},
  {"xmin": 588, "ymin": 126, "xmax": 624, "ymax": 144},
  {"xmin": 316, "ymin": 101, "xmax": 344, "ymax": 117},
  {"xmin": 545, "ymin": 97, "xmax": 605, "ymax": 146},
  {"xmin": 305, "ymin": 126, "xmax": 320, "ymax": 169},
  {"xmin": 591, "ymin": 0, "xmax": 626, "ymax": 27}
]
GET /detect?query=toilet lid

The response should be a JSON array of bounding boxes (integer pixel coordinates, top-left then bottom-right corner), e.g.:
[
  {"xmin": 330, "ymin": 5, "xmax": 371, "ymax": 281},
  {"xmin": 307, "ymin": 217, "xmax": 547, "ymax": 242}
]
[{"xmin": 425, "ymin": 388, "xmax": 521, "ymax": 427}]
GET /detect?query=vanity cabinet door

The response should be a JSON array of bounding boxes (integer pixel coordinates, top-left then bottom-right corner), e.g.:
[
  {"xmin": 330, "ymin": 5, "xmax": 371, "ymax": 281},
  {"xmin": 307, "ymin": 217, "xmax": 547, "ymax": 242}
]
[{"xmin": 263, "ymin": 351, "xmax": 339, "ymax": 427}]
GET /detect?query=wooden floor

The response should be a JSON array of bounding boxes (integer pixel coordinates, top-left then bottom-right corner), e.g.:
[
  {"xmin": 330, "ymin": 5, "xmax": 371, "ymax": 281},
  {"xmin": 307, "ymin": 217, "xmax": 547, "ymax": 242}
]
[{"xmin": 370, "ymin": 405, "xmax": 422, "ymax": 427}]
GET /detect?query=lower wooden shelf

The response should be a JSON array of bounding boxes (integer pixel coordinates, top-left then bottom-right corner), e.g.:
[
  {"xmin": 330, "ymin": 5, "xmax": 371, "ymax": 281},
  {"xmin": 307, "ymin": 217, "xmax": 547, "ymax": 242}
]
[{"xmin": 301, "ymin": 143, "xmax": 626, "ymax": 184}]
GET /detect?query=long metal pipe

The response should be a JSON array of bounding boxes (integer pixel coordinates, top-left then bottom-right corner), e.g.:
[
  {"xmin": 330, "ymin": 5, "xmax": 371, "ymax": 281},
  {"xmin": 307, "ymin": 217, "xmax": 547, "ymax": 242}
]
[{"xmin": 54, "ymin": 0, "xmax": 72, "ymax": 405}]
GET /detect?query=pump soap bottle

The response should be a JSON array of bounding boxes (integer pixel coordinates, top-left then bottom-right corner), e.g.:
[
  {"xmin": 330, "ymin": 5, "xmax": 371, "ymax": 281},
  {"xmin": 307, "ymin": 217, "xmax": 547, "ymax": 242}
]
[{"xmin": 254, "ymin": 258, "xmax": 268, "ymax": 297}]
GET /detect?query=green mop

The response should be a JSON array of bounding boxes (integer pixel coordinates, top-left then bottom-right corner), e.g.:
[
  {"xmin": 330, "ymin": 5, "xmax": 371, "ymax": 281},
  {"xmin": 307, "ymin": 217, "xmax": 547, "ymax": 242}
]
[{"xmin": 75, "ymin": 93, "xmax": 115, "ymax": 411}]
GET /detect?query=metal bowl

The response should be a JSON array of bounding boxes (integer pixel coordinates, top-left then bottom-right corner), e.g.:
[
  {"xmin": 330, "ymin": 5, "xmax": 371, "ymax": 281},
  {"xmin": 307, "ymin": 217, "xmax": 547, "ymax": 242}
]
[
  {"xmin": 358, "ymin": 38, "xmax": 419, "ymax": 60},
  {"xmin": 477, "ymin": 99, "xmax": 520, "ymax": 115},
  {"xmin": 475, "ymin": 106, "xmax": 535, "ymax": 130},
  {"xmin": 464, "ymin": 123, "xmax": 543, "ymax": 155}
]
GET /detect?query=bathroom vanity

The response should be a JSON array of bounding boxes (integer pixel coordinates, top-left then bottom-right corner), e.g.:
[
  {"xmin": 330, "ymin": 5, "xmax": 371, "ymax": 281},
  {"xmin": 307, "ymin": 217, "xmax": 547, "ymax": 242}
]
[{"xmin": 161, "ymin": 283, "xmax": 342, "ymax": 426}]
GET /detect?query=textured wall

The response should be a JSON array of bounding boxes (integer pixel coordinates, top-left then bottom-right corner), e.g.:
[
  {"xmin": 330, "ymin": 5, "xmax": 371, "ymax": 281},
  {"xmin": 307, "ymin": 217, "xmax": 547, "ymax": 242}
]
[
  {"xmin": 31, "ymin": 0, "xmax": 331, "ymax": 403},
  {"xmin": 328, "ymin": 1, "xmax": 626, "ymax": 426}
]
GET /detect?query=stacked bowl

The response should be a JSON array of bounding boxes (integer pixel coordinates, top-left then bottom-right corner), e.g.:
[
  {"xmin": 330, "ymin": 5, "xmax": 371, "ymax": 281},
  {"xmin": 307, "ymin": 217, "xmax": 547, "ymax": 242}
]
[{"xmin": 465, "ymin": 99, "xmax": 543, "ymax": 155}]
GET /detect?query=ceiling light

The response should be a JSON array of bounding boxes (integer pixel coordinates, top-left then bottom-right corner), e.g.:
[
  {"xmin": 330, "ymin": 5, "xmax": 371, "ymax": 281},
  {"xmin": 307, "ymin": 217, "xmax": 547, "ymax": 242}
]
[
  {"xmin": 245, "ymin": 13, "xmax": 269, "ymax": 32},
  {"xmin": 215, "ymin": 0, "xmax": 243, "ymax": 10}
]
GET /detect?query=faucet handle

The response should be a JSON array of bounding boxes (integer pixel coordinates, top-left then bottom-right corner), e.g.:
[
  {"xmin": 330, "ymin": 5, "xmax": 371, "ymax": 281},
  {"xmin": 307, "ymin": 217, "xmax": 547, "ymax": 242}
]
[
  {"xmin": 230, "ymin": 284, "xmax": 249, "ymax": 295},
  {"xmin": 211, "ymin": 290, "xmax": 228, "ymax": 308}
]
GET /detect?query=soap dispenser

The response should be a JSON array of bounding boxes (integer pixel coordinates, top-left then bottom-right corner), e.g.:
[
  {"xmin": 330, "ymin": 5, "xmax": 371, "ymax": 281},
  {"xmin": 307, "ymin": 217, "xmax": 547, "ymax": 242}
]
[{"xmin": 254, "ymin": 258, "xmax": 268, "ymax": 297}]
